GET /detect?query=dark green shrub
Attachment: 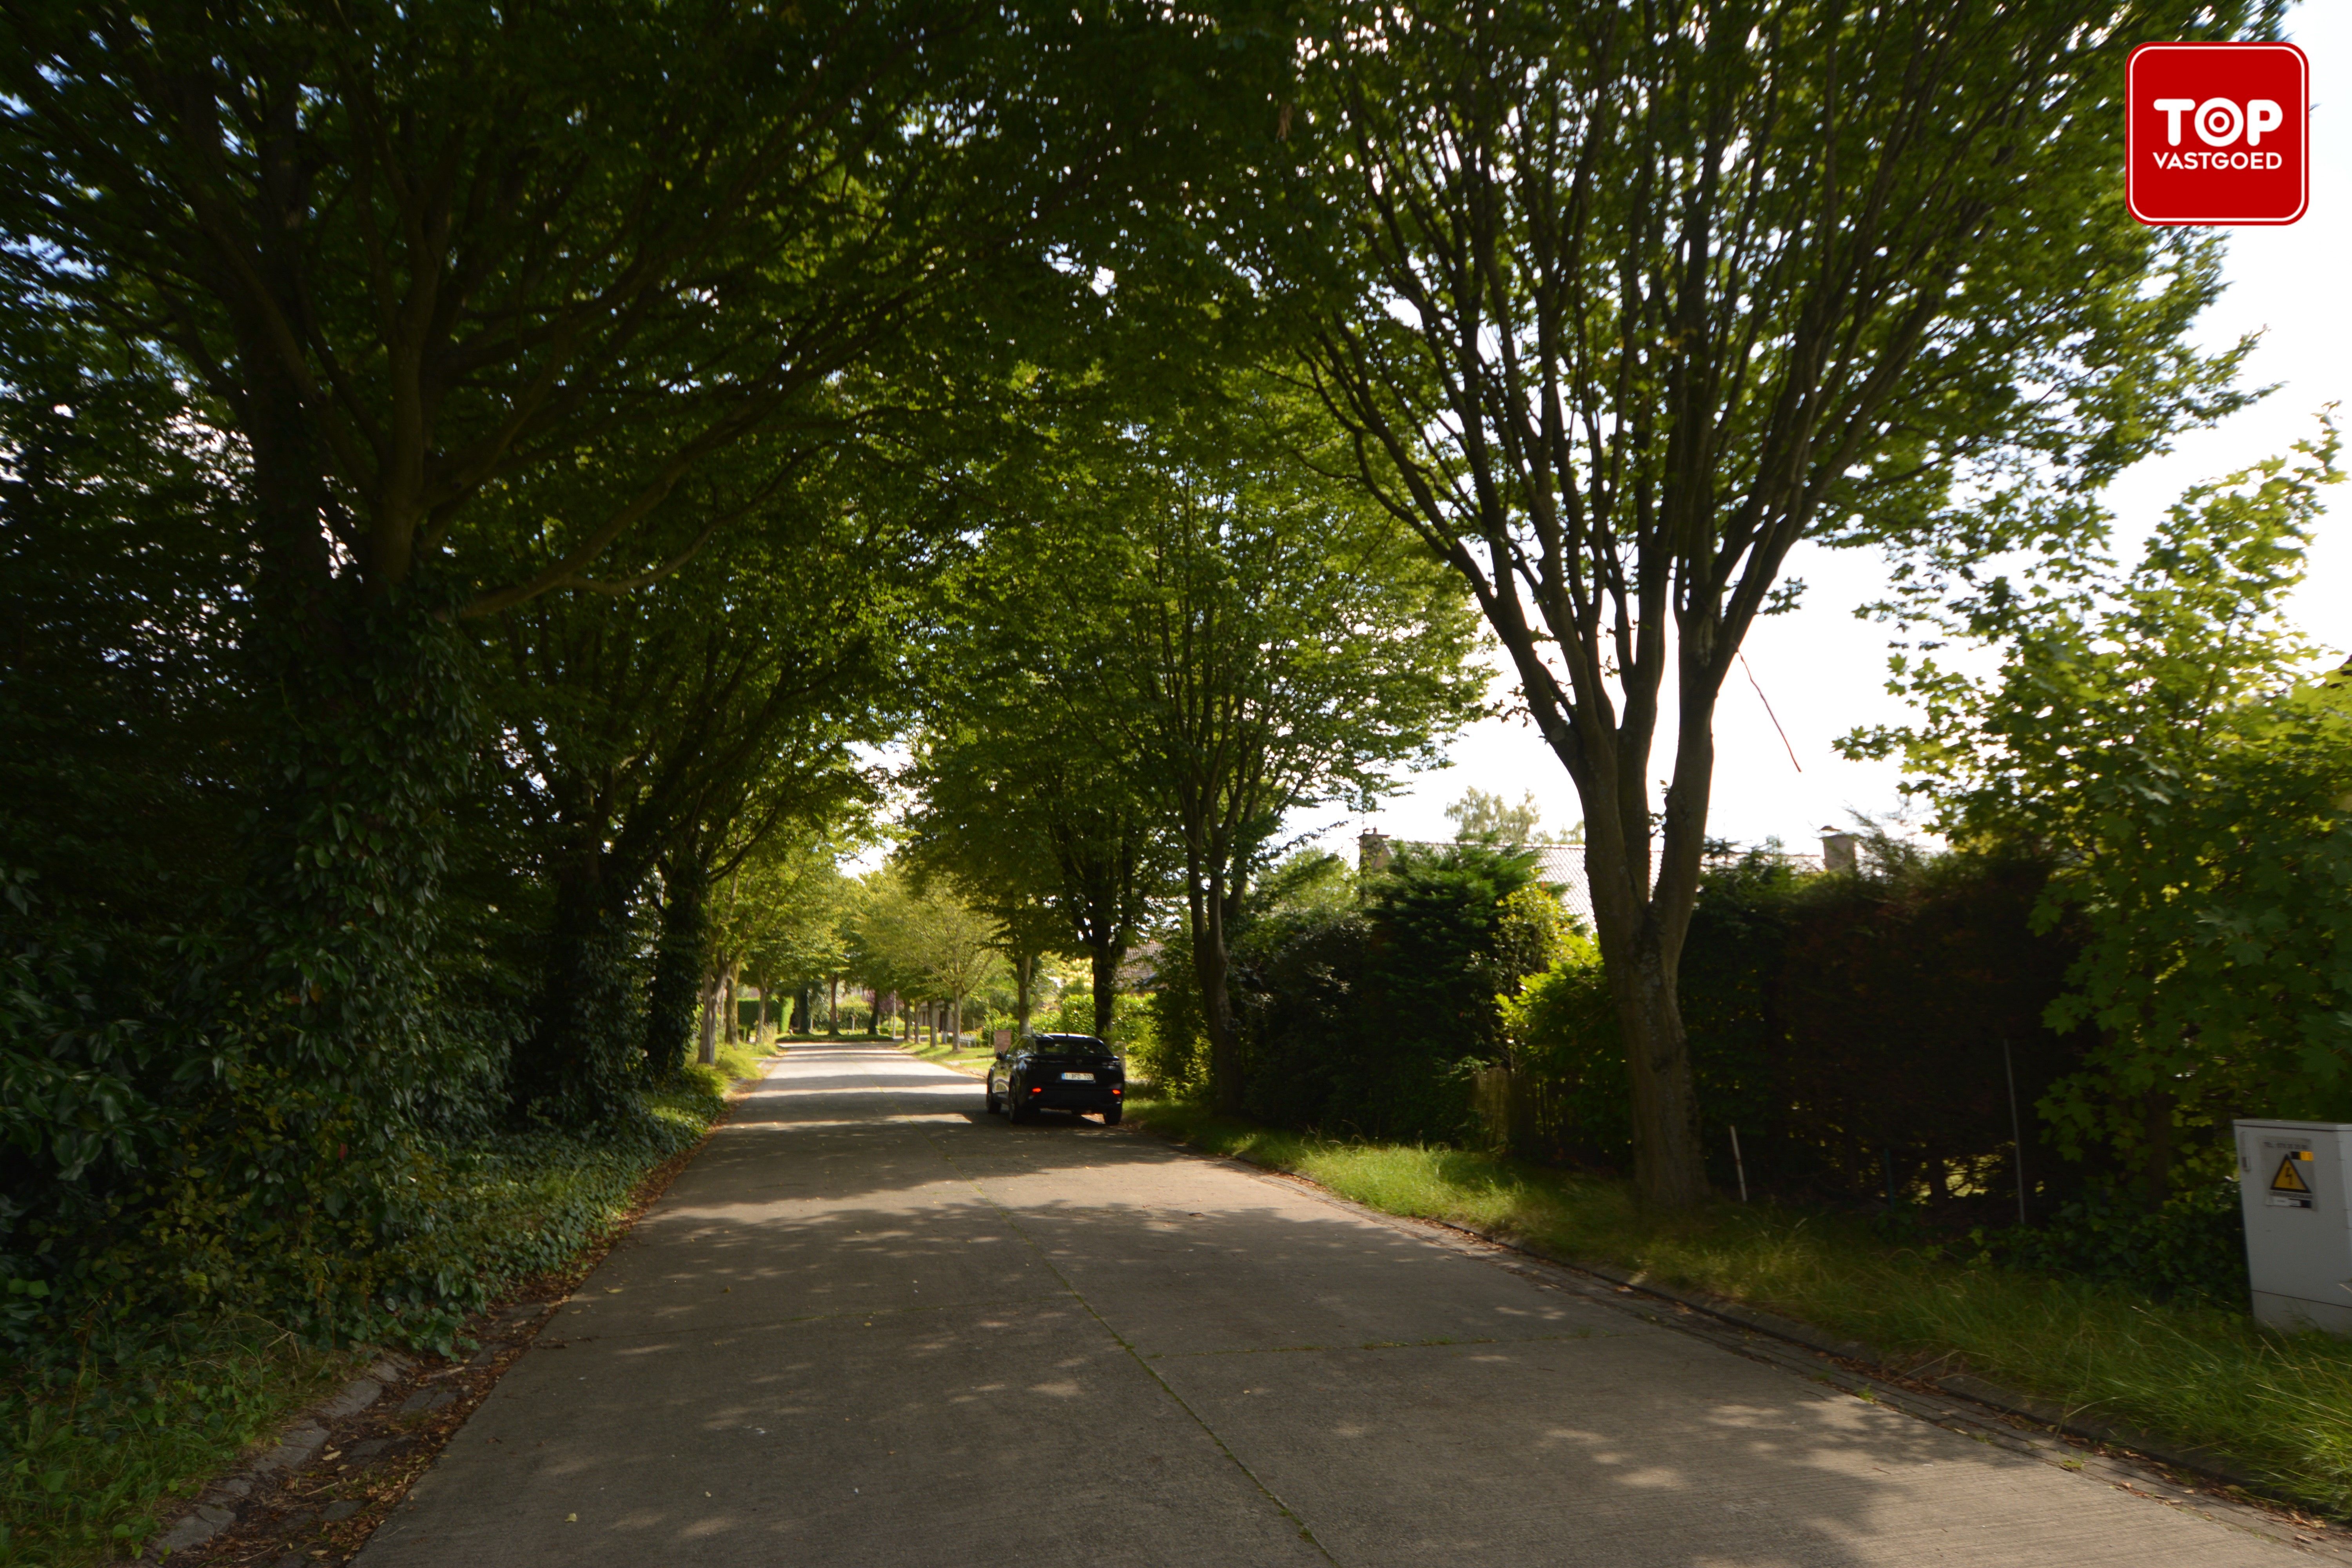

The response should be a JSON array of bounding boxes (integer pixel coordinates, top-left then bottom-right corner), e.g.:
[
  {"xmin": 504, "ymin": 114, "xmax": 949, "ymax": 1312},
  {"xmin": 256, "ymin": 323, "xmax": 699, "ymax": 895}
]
[
  {"xmin": 1507, "ymin": 849, "xmax": 2087, "ymax": 1211},
  {"xmin": 1230, "ymin": 843, "xmax": 1557, "ymax": 1143},
  {"xmin": 1977, "ymin": 1180, "xmax": 2249, "ymax": 1301}
]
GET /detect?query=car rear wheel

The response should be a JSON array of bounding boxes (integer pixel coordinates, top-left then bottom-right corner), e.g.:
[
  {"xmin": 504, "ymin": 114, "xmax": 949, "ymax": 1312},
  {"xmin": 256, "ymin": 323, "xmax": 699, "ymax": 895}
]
[
  {"xmin": 1007, "ymin": 1088, "xmax": 1031, "ymax": 1125},
  {"xmin": 1100, "ymin": 1107, "xmax": 1123, "ymax": 1127}
]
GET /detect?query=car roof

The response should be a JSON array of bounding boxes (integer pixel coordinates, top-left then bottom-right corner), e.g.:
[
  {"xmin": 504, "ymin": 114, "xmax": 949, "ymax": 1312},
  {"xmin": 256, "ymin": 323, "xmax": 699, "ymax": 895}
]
[{"xmin": 1030, "ymin": 1032, "xmax": 1108, "ymax": 1047}]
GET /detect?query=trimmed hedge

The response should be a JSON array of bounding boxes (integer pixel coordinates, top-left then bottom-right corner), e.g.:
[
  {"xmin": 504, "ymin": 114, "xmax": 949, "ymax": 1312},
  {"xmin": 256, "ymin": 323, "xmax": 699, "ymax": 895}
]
[{"xmin": 1509, "ymin": 851, "xmax": 2089, "ymax": 1213}]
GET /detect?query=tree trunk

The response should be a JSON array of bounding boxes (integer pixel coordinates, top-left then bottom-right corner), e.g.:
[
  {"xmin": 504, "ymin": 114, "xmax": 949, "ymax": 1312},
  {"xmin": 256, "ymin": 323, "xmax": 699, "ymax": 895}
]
[
  {"xmin": 1014, "ymin": 956, "xmax": 1033, "ymax": 1036},
  {"xmin": 1090, "ymin": 941, "xmax": 1124, "ymax": 1042},
  {"xmin": 723, "ymin": 966, "xmax": 739, "ymax": 1045},
  {"xmin": 697, "ymin": 974, "xmax": 719, "ymax": 1066},
  {"xmin": 1531, "ymin": 647, "xmax": 1719, "ymax": 1208},
  {"xmin": 2142, "ymin": 1088, "xmax": 2175, "ymax": 1211},
  {"xmin": 1188, "ymin": 873, "xmax": 1243, "ymax": 1112},
  {"xmin": 642, "ymin": 853, "xmax": 710, "ymax": 1084},
  {"xmin": 514, "ymin": 842, "xmax": 636, "ymax": 1120},
  {"xmin": 1599, "ymin": 938, "xmax": 1708, "ymax": 1209},
  {"xmin": 826, "ymin": 975, "xmax": 840, "ymax": 1036},
  {"xmin": 952, "ymin": 991, "xmax": 965, "ymax": 1052}
]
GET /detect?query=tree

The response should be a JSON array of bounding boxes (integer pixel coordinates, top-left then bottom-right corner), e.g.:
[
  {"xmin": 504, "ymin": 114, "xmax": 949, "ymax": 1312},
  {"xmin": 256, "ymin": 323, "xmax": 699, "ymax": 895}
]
[
  {"xmin": 1100, "ymin": 396, "xmax": 1489, "ymax": 1109},
  {"xmin": 0, "ymin": 0, "xmax": 1274, "ymax": 1151},
  {"xmin": 1847, "ymin": 424, "xmax": 2348, "ymax": 1205},
  {"xmin": 482, "ymin": 440, "xmax": 897, "ymax": 1114},
  {"xmin": 903, "ymin": 700, "xmax": 1176, "ymax": 1040},
  {"xmin": 1447, "ymin": 788, "xmax": 1578, "ymax": 847},
  {"xmin": 738, "ymin": 846, "xmax": 860, "ymax": 1036},
  {"xmin": 1284, "ymin": 0, "xmax": 2266, "ymax": 1203},
  {"xmin": 852, "ymin": 866, "xmax": 999, "ymax": 1048}
]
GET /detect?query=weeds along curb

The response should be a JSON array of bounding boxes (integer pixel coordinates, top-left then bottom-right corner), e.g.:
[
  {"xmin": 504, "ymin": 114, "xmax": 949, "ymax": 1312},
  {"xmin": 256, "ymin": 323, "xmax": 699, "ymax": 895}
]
[
  {"xmin": 136, "ymin": 1058, "xmax": 780, "ymax": 1566},
  {"xmin": 1498, "ymin": 1241, "xmax": 2272, "ymax": 1497},
  {"xmin": 1129, "ymin": 1119, "xmax": 2293, "ymax": 1517}
]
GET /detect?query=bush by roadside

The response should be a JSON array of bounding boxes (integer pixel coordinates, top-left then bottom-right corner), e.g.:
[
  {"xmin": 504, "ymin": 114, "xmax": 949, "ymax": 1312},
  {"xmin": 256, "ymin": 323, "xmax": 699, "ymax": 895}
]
[
  {"xmin": 0, "ymin": 1046, "xmax": 762, "ymax": 1568},
  {"xmin": 1124, "ymin": 1096, "xmax": 2352, "ymax": 1519}
]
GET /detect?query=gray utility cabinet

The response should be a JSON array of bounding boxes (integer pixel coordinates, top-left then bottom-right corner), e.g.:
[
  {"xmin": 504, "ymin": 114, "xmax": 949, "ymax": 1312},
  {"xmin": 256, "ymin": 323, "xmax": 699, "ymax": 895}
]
[{"xmin": 2235, "ymin": 1119, "xmax": 2352, "ymax": 1336}]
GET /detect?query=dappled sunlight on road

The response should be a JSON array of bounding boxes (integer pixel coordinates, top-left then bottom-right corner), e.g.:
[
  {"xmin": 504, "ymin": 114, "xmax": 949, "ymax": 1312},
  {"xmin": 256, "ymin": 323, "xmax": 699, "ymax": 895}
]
[{"xmin": 356, "ymin": 1042, "xmax": 2298, "ymax": 1568}]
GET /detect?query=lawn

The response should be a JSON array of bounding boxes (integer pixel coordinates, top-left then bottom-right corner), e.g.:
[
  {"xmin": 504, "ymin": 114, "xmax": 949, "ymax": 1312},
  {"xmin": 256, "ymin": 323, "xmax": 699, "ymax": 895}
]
[
  {"xmin": 1124, "ymin": 1096, "xmax": 2352, "ymax": 1519},
  {"xmin": 0, "ymin": 1042, "xmax": 767, "ymax": 1568},
  {"xmin": 902, "ymin": 1034, "xmax": 998, "ymax": 1076}
]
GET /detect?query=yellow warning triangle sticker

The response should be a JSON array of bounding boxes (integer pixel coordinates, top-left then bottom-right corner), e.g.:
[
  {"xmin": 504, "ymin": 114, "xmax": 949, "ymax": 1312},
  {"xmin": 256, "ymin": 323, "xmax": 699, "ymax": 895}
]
[{"xmin": 2272, "ymin": 1154, "xmax": 2313, "ymax": 1194}]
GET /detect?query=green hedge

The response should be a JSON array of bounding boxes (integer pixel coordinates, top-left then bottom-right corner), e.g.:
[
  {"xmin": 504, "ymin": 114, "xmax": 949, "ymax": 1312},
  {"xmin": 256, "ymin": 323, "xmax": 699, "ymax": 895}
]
[
  {"xmin": 1230, "ymin": 844, "xmax": 1563, "ymax": 1142},
  {"xmin": 1, "ymin": 1067, "xmax": 733, "ymax": 1566},
  {"xmin": 1508, "ymin": 851, "xmax": 2087, "ymax": 1210}
]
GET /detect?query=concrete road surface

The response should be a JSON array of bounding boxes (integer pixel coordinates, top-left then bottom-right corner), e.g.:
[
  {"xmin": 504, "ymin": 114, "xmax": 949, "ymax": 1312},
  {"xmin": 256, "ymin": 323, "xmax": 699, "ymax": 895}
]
[{"xmin": 356, "ymin": 1044, "xmax": 2301, "ymax": 1567}]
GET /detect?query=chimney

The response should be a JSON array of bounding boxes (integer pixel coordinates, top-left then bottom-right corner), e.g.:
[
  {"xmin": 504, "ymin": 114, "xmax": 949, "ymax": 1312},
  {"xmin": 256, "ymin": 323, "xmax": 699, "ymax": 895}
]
[
  {"xmin": 1358, "ymin": 829, "xmax": 1392, "ymax": 877},
  {"xmin": 1820, "ymin": 827, "xmax": 1858, "ymax": 875}
]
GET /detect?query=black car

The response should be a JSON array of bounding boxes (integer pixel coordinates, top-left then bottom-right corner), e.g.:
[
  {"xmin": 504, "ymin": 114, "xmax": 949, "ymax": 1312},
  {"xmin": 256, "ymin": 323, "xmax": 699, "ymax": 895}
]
[{"xmin": 989, "ymin": 1033, "xmax": 1125, "ymax": 1125}]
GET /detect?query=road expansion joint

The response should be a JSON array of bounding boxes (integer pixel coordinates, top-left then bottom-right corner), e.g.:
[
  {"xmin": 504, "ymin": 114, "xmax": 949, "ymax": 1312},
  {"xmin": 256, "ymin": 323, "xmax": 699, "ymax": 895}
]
[{"xmin": 1143, "ymin": 1329, "xmax": 1620, "ymax": 1362}]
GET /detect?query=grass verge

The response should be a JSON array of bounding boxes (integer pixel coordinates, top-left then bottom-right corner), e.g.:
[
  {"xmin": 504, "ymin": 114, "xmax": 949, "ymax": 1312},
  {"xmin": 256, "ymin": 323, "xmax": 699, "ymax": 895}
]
[
  {"xmin": 0, "ymin": 1047, "xmax": 763, "ymax": 1568},
  {"xmin": 903, "ymin": 1034, "xmax": 997, "ymax": 1076},
  {"xmin": 1125, "ymin": 1096, "xmax": 2352, "ymax": 1518}
]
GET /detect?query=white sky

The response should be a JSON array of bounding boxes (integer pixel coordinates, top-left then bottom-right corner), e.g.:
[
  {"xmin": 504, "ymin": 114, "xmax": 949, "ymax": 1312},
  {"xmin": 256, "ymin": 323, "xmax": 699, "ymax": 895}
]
[{"xmin": 1306, "ymin": 2, "xmax": 2351, "ymax": 863}]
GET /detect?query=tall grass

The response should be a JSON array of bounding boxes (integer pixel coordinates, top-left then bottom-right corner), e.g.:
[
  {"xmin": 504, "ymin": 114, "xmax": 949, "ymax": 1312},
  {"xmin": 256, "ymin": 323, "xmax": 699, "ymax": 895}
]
[{"xmin": 1128, "ymin": 1097, "xmax": 2352, "ymax": 1517}]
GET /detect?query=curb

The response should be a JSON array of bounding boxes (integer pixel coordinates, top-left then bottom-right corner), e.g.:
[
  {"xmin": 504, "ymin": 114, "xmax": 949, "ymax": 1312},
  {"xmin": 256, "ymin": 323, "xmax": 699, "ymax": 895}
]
[
  {"xmin": 1129, "ymin": 1118, "xmax": 2288, "ymax": 1514},
  {"xmin": 1500, "ymin": 1241, "xmax": 2272, "ymax": 1498},
  {"xmin": 140, "ymin": 1355, "xmax": 414, "ymax": 1561}
]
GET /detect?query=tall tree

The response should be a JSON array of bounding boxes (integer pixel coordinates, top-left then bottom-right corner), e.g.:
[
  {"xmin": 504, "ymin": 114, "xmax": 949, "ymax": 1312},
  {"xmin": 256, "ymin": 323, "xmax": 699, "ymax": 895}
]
[
  {"xmin": 1447, "ymin": 788, "xmax": 1577, "ymax": 846},
  {"xmin": 1105, "ymin": 397, "xmax": 1488, "ymax": 1109},
  {"xmin": 853, "ymin": 866, "xmax": 999, "ymax": 1049},
  {"xmin": 903, "ymin": 708, "xmax": 1175, "ymax": 1039},
  {"xmin": 483, "ymin": 438, "xmax": 900, "ymax": 1116},
  {"xmin": 0, "ymin": 0, "xmax": 1278, "ymax": 1149},
  {"xmin": 1286, "ymin": 0, "xmax": 2267, "ymax": 1203}
]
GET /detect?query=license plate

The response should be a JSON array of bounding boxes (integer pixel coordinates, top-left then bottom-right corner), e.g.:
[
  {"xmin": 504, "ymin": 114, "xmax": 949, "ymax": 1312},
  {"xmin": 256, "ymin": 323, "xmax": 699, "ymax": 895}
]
[{"xmin": 1060, "ymin": 1071, "xmax": 1094, "ymax": 1082}]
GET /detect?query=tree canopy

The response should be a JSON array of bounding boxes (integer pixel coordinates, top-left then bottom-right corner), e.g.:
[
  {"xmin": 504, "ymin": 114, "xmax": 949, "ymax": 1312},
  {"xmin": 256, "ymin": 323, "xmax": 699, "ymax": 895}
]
[
  {"xmin": 1279, "ymin": 0, "xmax": 2272, "ymax": 1202},
  {"xmin": 0, "ymin": 0, "xmax": 2319, "ymax": 1412}
]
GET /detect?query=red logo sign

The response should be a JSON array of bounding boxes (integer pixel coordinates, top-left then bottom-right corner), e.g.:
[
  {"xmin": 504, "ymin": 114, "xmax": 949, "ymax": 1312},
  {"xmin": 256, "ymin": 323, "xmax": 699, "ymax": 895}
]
[{"xmin": 2127, "ymin": 42, "xmax": 2308, "ymax": 225}]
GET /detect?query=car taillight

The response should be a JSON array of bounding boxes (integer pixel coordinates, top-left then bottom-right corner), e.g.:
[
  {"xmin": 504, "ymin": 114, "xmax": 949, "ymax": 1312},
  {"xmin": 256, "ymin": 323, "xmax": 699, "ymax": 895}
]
[{"xmin": 1030, "ymin": 1086, "xmax": 1042, "ymax": 1094}]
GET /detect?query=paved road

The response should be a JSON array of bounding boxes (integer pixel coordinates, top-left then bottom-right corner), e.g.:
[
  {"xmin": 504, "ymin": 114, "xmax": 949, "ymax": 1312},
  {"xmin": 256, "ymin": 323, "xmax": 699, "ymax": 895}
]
[{"xmin": 358, "ymin": 1044, "xmax": 2299, "ymax": 1566}]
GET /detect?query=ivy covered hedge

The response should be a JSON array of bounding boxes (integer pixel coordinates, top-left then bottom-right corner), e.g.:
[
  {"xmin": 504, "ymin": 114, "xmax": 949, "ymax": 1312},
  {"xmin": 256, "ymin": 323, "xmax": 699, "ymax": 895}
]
[{"xmin": 0, "ymin": 1067, "xmax": 736, "ymax": 1566}]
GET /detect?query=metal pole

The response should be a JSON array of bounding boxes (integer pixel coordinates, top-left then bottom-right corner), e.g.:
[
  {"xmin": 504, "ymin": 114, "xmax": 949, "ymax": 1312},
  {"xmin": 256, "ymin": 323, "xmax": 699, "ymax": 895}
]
[
  {"xmin": 2003, "ymin": 1036, "xmax": 2029, "ymax": 1227},
  {"xmin": 1729, "ymin": 1125, "xmax": 1749, "ymax": 1204}
]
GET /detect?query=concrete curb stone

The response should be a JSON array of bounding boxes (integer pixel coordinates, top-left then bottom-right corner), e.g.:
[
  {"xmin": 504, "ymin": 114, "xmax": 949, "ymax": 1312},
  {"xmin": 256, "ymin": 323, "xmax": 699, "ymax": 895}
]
[{"xmin": 139, "ymin": 1354, "xmax": 413, "ymax": 1560}]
